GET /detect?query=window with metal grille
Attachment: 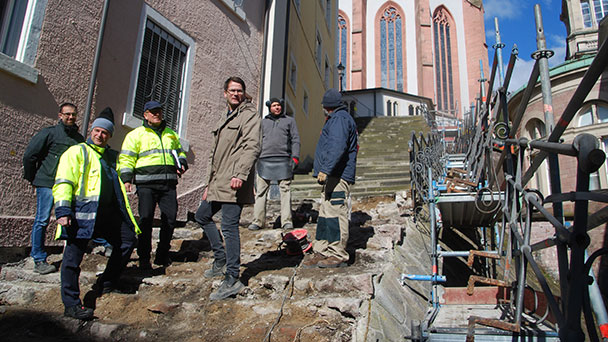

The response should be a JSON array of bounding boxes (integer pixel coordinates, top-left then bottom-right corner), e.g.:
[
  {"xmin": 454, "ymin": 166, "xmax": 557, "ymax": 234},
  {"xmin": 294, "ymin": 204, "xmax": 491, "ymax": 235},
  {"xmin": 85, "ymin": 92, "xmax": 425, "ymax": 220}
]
[{"xmin": 132, "ymin": 19, "xmax": 187, "ymax": 131}]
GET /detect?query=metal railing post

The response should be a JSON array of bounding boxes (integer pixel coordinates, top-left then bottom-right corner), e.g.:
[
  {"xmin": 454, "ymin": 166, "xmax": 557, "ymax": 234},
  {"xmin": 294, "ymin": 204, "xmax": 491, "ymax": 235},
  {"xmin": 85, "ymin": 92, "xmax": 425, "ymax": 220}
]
[{"xmin": 534, "ymin": 5, "xmax": 570, "ymax": 317}]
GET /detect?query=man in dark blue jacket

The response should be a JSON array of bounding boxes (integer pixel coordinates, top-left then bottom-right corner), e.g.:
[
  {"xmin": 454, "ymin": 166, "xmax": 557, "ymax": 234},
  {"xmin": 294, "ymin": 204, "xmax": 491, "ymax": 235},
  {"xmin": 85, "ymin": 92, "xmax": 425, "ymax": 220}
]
[
  {"xmin": 303, "ymin": 88, "xmax": 358, "ymax": 268},
  {"xmin": 23, "ymin": 102, "xmax": 84, "ymax": 274}
]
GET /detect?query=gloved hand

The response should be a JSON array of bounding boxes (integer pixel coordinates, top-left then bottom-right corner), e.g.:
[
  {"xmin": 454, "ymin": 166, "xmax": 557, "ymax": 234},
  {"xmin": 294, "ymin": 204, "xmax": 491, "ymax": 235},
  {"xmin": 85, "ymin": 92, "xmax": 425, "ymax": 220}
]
[
  {"xmin": 317, "ymin": 171, "xmax": 327, "ymax": 185},
  {"xmin": 292, "ymin": 157, "xmax": 299, "ymax": 171}
]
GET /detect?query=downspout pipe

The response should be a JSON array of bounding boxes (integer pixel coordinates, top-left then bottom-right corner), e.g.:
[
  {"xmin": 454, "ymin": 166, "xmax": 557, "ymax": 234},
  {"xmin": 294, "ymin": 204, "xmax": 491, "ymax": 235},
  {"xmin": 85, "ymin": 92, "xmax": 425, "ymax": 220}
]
[
  {"xmin": 81, "ymin": 0, "xmax": 111, "ymax": 137},
  {"xmin": 258, "ymin": 0, "xmax": 271, "ymax": 116},
  {"xmin": 280, "ymin": 0, "xmax": 290, "ymax": 100}
]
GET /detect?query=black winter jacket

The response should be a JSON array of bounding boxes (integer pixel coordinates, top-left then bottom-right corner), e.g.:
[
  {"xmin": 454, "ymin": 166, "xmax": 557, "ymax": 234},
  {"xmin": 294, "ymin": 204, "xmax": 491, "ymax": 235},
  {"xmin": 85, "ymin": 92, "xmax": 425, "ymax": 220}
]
[{"xmin": 23, "ymin": 120, "xmax": 84, "ymax": 188}]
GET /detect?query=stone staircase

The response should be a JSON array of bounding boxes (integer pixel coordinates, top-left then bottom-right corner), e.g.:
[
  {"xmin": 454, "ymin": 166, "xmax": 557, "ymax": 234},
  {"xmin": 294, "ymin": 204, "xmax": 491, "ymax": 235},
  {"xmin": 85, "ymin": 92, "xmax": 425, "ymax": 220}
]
[{"xmin": 292, "ymin": 115, "xmax": 430, "ymax": 200}]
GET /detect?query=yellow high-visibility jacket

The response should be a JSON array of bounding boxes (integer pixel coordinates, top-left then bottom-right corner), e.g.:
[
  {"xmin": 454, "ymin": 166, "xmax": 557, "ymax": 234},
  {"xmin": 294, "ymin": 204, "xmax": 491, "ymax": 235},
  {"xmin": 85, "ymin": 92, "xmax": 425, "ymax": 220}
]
[
  {"xmin": 53, "ymin": 142, "xmax": 140, "ymax": 240},
  {"xmin": 118, "ymin": 121, "xmax": 186, "ymax": 186}
]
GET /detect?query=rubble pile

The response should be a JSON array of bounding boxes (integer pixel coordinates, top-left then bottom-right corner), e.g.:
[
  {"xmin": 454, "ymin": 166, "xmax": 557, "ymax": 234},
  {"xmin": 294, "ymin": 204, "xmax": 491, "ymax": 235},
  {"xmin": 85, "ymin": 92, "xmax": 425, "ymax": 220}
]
[{"xmin": 0, "ymin": 194, "xmax": 430, "ymax": 342}]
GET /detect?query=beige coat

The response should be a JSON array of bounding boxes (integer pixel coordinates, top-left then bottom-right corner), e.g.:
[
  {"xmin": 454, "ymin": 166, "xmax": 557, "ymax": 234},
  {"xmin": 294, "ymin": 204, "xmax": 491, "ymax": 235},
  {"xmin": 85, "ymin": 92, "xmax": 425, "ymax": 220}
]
[{"xmin": 205, "ymin": 101, "xmax": 261, "ymax": 204}]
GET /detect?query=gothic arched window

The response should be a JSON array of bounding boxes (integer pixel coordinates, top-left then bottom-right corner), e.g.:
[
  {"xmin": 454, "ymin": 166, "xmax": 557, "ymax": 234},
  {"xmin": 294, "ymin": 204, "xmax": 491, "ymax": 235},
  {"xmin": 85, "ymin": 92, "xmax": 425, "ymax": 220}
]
[
  {"xmin": 433, "ymin": 7, "xmax": 455, "ymax": 113},
  {"xmin": 379, "ymin": 6, "xmax": 404, "ymax": 92}
]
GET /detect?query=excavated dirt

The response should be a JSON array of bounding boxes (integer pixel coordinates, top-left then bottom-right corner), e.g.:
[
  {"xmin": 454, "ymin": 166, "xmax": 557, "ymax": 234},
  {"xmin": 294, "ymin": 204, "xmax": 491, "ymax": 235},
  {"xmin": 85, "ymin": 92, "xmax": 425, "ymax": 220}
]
[{"xmin": 0, "ymin": 197, "xmax": 410, "ymax": 342}]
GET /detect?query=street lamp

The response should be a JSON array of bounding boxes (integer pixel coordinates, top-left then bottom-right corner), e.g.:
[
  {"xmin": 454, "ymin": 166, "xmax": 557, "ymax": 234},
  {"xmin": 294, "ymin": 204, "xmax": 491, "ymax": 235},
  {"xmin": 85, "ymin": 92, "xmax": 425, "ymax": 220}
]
[{"xmin": 337, "ymin": 62, "xmax": 345, "ymax": 92}]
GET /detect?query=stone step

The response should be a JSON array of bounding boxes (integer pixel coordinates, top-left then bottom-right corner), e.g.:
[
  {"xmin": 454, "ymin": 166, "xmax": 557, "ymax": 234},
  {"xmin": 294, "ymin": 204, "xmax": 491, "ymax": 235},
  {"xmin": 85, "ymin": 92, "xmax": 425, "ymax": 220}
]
[
  {"xmin": 355, "ymin": 172, "xmax": 410, "ymax": 181},
  {"xmin": 355, "ymin": 165, "xmax": 410, "ymax": 173},
  {"xmin": 292, "ymin": 183, "xmax": 410, "ymax": 198},
  {"xmin": 292, "ymin": 175, "xmax": 410, "ymax": 189},
  {"xmin": 356, "ymin": 157, "xmax": 410, "ymax": 165},
  {"xmin": 289, "ymin": 116, "xmax": 427, "ymax": 199}
]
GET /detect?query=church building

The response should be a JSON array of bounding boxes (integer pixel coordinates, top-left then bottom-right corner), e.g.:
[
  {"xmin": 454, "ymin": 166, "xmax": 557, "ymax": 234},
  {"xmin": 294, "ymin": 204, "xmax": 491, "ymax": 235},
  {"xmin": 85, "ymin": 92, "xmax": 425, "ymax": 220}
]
[{"xmin": 338, "ymin": 0, "xmax": 488, "ymax": 119}]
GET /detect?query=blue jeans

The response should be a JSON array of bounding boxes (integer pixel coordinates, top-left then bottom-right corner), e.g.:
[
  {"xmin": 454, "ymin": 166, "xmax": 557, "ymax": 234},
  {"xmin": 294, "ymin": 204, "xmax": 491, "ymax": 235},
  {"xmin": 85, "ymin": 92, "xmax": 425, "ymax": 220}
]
[
  {"xmin": 195, "ymin": 200, "xmax": 243, "ymax": 278},
  {"xmin": 92, "ymin": 237, "xmax": 111, "ymax": 247},
  {"xmin": 31, "ymin": 187, "xmax": 54, "ymax": 262}
]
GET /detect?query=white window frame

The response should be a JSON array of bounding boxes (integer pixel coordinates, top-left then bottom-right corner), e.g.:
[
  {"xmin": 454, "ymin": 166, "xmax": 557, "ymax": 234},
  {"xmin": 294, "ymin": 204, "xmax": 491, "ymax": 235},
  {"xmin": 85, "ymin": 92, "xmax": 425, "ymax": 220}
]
[
  {"xmin": 123, "ymin": 4, "xmax": 195, "ymax": 147},
  {"xmin": 218, "ymin": 0, "xmax": 246, "ymax": 21},
  {"xmin": 0, "ymin": 0, "xmax": 46, "ymax": 83}
]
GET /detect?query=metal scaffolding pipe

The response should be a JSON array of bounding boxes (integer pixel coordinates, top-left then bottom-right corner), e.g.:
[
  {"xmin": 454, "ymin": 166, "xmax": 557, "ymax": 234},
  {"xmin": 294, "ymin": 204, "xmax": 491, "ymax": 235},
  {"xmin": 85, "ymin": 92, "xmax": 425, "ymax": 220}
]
[
  {"xmin": 586, "ymin": 250, "xmax": 608, "ymax": 340},
  {"xmin": 522, "ymin": 21, "xmax": 608, "ymax": 185},
  {"xmin": 494, "ymin": 17, "xmax": 505, "ymax": 86}
]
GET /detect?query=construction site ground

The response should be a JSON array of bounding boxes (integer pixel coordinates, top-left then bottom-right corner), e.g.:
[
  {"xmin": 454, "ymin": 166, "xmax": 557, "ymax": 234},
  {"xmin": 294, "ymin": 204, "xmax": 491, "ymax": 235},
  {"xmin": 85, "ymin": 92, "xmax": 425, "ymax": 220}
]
[{"xmin": 0, "ymin": 196, "xmax": 415, "ymax": 342}]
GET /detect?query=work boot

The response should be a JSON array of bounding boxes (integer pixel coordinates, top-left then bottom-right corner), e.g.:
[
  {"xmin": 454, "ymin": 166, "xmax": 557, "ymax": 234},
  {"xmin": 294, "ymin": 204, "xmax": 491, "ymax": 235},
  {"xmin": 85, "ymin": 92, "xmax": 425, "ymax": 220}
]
[
  {"xmin": 204, "ymin": 259, "xmax": 226, "ymax": 278},
  {"xmin": 153, "ymin": 253, "xmax": 172, "ymax": 267},
  {"xmin": 34, "ymin": 261, "xmax": 57, "ymax": 274},
  {"xmin": 301, "ymin": 252, "xmax": 325, "ymax": 269},
  {"xmin": 317, "ymin": 256, "xmax": 347, "ymax": 268},
  {"xmin": 282, "ymin": 222, "xmax": 294, "ymax": 230},
  {"xmin": 209, "ymin": 274, "xmax": 244, "ymax": 300},
  {"xmin": 64, "ymin": 305, "xmax": 94, "ymax": 320},
  {"xmin": 104, "ymin": 246, "xmax": 113, "ymax": 258},
  {"xmin": 139, "ymin": 259, "xmax": 152, "ymax": 270},
  {"xmin": 248, "ymin": 223, "xmax": 262, "ymax": 231}
]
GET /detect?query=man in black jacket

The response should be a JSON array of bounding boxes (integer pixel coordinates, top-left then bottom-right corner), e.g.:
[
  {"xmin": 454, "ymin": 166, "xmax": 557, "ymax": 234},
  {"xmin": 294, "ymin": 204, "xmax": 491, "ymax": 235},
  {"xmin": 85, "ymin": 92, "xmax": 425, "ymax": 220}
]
[{"xmin": 23, "ymin": 103, "xmax": 84, "ymax": 274}]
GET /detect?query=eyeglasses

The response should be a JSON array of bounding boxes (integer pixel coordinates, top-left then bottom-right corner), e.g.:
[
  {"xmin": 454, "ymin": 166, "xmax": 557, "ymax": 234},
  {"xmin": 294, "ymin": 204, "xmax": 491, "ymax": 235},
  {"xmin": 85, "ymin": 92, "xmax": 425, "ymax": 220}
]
[
  {"xmin": 61, "ymin": 112, "xmax": 77, "ymax": 117},
  {"xmin": 226, "ymin": 89, "xmax": 244, "ymax": 94}
]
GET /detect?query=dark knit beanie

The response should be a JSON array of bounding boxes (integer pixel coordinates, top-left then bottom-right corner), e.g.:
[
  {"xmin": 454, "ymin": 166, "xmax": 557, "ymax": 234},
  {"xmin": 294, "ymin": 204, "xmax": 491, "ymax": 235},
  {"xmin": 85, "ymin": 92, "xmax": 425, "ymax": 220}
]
[
  {"xmin": 91, "ymin": 107, "xmax": 115, "ymax": 136},
  {"xmin": 321, "ymin": 88, "xmax": 342, "ymax": 108},
  {"xmin": 265, "ymin": 97, "xmax": 283, "ymax": 109}
]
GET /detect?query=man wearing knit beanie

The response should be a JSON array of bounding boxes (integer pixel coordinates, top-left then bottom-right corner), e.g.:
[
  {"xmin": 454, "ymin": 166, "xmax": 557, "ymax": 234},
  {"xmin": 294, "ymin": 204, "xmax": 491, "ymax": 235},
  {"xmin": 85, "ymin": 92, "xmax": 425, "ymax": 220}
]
[
  {"xmin": 302, "ymin": 88, "xmax": 358, "ymax": 269},
  {"xmin": 248, "ymin": 97, "xmax": 300, "ymax": 231},
  {"xmin": 53, "ymin": 107, "xmax": 140, "ymax": 320},
  {"xmin": 91, "ymin": 107, "xmax": 115, "ymax": 136}
]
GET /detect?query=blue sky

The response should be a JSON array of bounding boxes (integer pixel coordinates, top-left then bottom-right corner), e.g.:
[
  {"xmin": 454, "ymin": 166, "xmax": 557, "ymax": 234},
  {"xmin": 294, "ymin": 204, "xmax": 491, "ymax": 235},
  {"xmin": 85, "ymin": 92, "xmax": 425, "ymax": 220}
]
[{"xmin": 483, "ymin": 0, "xmax": 567, "ymax": 92}]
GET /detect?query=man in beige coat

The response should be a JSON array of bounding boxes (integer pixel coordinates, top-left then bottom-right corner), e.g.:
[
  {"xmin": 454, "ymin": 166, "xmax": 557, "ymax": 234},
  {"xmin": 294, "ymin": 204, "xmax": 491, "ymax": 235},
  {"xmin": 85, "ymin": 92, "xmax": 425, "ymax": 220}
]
[{"xmin": 195, "ymin": 76, "xmax": 261, "ymax": 300}]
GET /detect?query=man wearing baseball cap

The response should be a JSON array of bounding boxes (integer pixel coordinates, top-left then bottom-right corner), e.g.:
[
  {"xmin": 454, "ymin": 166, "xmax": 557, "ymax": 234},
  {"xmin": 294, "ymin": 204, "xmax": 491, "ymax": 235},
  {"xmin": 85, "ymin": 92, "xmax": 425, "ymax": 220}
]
[{"xmin": 119, "ymin": 101, "xmax": 188, "ymax": 269}]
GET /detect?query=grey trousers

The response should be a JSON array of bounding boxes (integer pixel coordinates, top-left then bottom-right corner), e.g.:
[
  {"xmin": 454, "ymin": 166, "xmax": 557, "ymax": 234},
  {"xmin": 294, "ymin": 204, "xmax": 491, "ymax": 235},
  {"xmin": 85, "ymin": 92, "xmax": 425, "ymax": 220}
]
[{"xmin": 251, "ymin": 173, "xmax": 292, "ymax": 228}]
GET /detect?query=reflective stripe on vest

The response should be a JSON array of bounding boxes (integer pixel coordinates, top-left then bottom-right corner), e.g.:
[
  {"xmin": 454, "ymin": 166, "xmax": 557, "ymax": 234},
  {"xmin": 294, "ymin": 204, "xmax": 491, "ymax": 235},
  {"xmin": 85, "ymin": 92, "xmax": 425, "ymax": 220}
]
[
  {"xmin": 135, "ymin": 173, "xmax": 179, "ymax": 182},
  {"xmin": 138, "ymin": 148, "xmax": 178, "ymax": 158},
  {"xmin": 55, "ymin": 200, "xmax": 71, "ymax": 208},
  {"xmin": 55, "ymin": 178, "xmax": 75, "ymax": 187},
  {"xmin": 120, "ymin": 149, "xmax": 137, "ymax": 157},
  {"xmin": 79, "ymin": 145, "xmax": 89, "ymax": 198}
]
